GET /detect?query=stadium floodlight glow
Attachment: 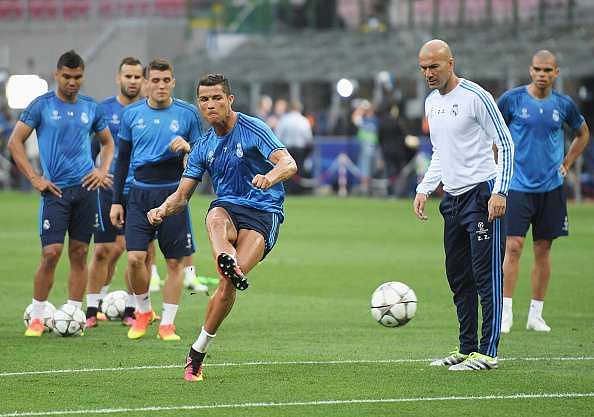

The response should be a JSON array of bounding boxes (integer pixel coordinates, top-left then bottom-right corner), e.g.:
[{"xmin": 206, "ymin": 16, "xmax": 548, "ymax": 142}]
[
  {"xmin": 6, "ymin": 74, "xmax": 49, "ymax": 110},
  {"xmin": 336, "ymin": 78, "xmax": 355, "ymax": 98}
]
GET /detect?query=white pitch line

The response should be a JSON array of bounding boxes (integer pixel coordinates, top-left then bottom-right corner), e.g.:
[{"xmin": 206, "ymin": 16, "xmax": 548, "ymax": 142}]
[
  {"xmin": 0, "ymin": 392, "xmax": 593, "ymax": 416},
  {"xmin": 1, "ymin": 356, "xmax": 593, "ymax": 378}
]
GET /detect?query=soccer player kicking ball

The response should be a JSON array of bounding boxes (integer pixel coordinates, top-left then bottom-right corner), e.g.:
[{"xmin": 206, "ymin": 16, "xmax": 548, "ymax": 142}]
[
  {"xmin": 9, "ymin": 50, "xmax": 114, "ymax": 336},
  {"xmin": 414, "ymin": 40, "xmax": 514, "ymax": 370},
  {"xmin": 110, "ymin": 58, "xmax": 202, "ymax": 341},
  {"xmin": 147, "ymin": 74, "xmax": 297, "ymax": 382}
]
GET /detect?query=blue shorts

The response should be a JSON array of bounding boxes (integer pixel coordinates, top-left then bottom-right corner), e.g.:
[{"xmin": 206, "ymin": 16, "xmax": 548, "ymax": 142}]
[
  {"xmin": 506, "ymin": 186, "xmax": 568, "ymax": 241},
  {"xmin": 93, "ymin": 188, "xmax": 125, "ymax": 243},
  {"xmin": 39, "ymin": 185, "xmax": 96, "ymax": 247},
  {"xmin": 125, "ymin": 184, "xmax": 194, "ymax": 259},
  {"xmin": 208, "ymin": 200, "xmax": 282, "ymax": 259}
]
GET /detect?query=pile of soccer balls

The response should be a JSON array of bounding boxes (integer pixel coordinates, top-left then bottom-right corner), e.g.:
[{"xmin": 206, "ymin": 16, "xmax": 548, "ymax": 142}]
[
  {"xmin": 23, "ymin": 303, "xmax": 86, "ymax": 336},
  {"xmin": 370, "ymin": 281, "xmax": 417, "ymax": 327}
]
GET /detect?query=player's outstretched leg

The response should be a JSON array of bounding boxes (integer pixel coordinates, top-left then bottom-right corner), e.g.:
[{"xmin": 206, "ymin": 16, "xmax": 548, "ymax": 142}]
[{"xmin": 217, "ymin": 253, "xmax": 248, "ymax": 290}]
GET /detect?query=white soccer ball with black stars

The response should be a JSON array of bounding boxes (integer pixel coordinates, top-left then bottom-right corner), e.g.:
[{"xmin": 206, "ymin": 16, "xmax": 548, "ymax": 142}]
[
  {"xmin": 23, "ymin": 302, "xmax": 56, "ymax": 332},
  {"xmin": 101, "ymin": 290, "xmax": 128, "ymax": 320},
  {"xmin": 370, "ymin": 281, "xmax": 417, "ymax": 327},
  {"xmin": 51, "ymin": 304, "xmax": 86, "ymax": 336}
]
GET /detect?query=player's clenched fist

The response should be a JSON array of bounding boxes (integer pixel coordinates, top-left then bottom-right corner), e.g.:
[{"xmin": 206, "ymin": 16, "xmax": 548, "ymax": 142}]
[
  {"xmin": 169, "ymin": 136, "xmax": 191, "ymax": 154},
  {"xmin": 252, "ymin": 174, "xmax": 272, "ymax": 189},
  {"xmin": 147, "ymin": 206, "xmax": 166, "ymax": 226}
]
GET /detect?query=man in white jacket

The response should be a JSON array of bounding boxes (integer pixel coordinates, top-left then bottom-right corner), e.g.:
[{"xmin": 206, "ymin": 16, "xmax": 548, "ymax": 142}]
[{"xmin": 413, "ymin": 39, "xmax": 514, "ymax": 371}]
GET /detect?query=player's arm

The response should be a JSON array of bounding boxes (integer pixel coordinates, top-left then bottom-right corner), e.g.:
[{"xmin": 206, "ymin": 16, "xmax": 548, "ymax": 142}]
[
  {"xmin": 82, "ymin": 127, "xmax": 114, "ymax": 190},
  {"xmin": 252, "ymin": 148, "xmax": 298, "ymax": 189},
  {"xmin": 476, "ymin": 91, "xmax": 514, "ymax": 221},
  {"xmin": 560, "ymin": 122, "xmax": 590, "ymax": 177},
  {"xmin": 147, "ymin": 177, "xmax": 199, "ymax": 226},
  {"xmin": 109, "ymin": 138, "xmax": 132, "ymax": 228},
  {"xmin": 7, "ymin": 121, "xmax": 62, "ymax": 197}
]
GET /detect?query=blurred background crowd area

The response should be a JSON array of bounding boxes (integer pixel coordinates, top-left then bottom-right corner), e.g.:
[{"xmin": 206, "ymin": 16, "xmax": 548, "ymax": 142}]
[{"xmin": 0, "ymin": 0, "xmax": 593, "ymax": 198}]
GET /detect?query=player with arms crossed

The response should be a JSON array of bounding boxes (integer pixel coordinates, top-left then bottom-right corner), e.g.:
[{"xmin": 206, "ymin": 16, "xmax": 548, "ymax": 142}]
[
  {"xmin": 86, "ymin": 57, "xmax": 144, "ymax": 328},
  {"xmin": 498, "ymin": 50, "xmax": 590, "ymax": 333},
  {"xmin": 110, "ymin": 58, "xmax": 202, "ymax": 341},
  {"xmin": 147, "ymin": 74, "xmax": 297, "ymax": 381},
  {"xmin": 414, "ymin": 40, "xmax": 514, "ymax": 370},
  {"xmin": 9, "ymin": 50, "xmax": 114, "ymax": 336}
]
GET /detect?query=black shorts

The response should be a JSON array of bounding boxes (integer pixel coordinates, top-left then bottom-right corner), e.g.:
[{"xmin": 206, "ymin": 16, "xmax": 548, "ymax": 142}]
[
  {"xmin": 39, "ymin": 185, "xmax": 96, "ymax": 247},
  {"xmin": 506, "ymin": 186, "xmax": 568, "ymax": 241},
  {"xmin": 208, "ymin": 200, "xmax": 282, "ymax": 259},
  {"xmin": 125, "ymin": 185, "xmax": 195, "ymax": 259}
]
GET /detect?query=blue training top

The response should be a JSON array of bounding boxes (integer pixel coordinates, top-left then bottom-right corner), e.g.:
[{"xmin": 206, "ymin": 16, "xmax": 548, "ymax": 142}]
[
  {"xmin": 19, "ymin": 91, "xmax": 107, "ymax": 188},
  {"xmin": 183, "ymin": 112, "xmax": 286, "ymax": 218},
  {"xmin": 498, "ymin": 86, "xmax": 585, "ymax": 192},
  {"xmin": 117, "ymin": 98, "xmax": 202, "ymax": 188},
  {"xmin": 97, "ymin": 96, "xmax": 134, "ymax": 194}
]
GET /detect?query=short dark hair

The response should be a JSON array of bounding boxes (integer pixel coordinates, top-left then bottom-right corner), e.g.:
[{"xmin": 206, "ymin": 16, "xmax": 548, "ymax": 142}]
[
  {"xmin": 57, "ymin": 50, "xmax": 84, "ymax": 70},
  {"xmin": 145, "ymin": 58, "xmax": 173, "ymax": 78},
  {"xmin": 197, "ymin": 74, "xmax": 231, "ymax": 96},
  {"xmin": 118, "ymin": 56, "xmax": 142, "ymax": 72}
]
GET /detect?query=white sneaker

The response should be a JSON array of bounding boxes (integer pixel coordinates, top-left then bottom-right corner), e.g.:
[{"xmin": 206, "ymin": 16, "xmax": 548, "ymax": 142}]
[
  {"xmin": 149, "ymin": 273, "xmax": 161, "ymax": 292},
  {"xmin": 501, "ymin": 310, "xmax": 513, "ymax": 334},
  {"xmin": 526, "ymin": 316, "xmax": 551, "ymax": 332}
]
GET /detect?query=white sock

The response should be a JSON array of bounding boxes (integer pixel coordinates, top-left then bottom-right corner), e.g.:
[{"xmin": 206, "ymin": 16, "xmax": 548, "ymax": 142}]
[
  {"xmin": 151, "ymin": 264, "xmax": 159, "ymax": 278},
  {"xmin": 160, "ymin": 303, "xmax": 178, "ymax": 326},
  {"xmin": 184, "ymin": 265, "xmax": 195, "ymax": 281},
  {"xmin": 31, "ymin": 299, "xmax": 47, "ymax": 320},
  {"xmin": 67, "ymin": 299, "xmax": 83, "ymax": 310},
  {"xmin": 125, "ymin": 293, "xmax": 136, "ymax": 308},
  {"xmin": 86, "ymin": 293, "xmax": 101, "ymax": 308},
  {"xmin": 192, "ymin": 326, "xmax": 216, "ymax": 353},
  {"xmin": 100, "ymin": 285, "xmax": 110, "ymax": 298},
  {"xmin": 529, "ymin": 299, "xmax": 544, "ymax": 318},
  {"xmin": 134, "ymin": 291, "xmax": 152, "ymax": 313},
  {"xmin": 503, "ymin": 297, "xmax": 513, "ymax": 314}
]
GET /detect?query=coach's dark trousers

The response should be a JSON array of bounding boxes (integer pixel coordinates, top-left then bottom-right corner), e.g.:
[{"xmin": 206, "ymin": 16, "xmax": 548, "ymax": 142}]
[{"xmin": 439, "ymin": 180, "xmax": 505, "ymax": 357}]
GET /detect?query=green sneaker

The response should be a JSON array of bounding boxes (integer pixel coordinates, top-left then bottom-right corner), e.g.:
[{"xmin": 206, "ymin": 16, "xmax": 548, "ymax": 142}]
[
  {"xmin": 448, "ymin": 352, "xmax": 498, "ymax": 371},
  {"xmin": 430, "ymin": 348, "xmax": 468, "ymax": 367}
]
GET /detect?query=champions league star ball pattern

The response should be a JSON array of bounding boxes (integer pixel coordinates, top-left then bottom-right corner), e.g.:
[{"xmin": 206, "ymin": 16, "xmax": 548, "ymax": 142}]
[
  {"xmin": 370, "ymin": 281, "xmax": 417, "ymax": 327},
  {"xmin": 51, "ymin": 304, "xmax": 86, "ymax": 336},
  {"xmin": 100, "ymin": 290, "xmax": 128, "ymax": 320},
  {"xmin": 23, "ymin": 302, "xmax": 56, "ymax": 332}
]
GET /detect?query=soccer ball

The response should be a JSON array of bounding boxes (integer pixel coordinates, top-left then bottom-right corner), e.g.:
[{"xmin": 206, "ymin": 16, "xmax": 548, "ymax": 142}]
[
  {"xmin": 23, "ymin": 302, "xmax": 56, "ymax": 332},
  {"xmin": 51, "ymin": 304, "xmax": 86, "ymax": 336},
  {"xmin": 370, "ymin": 281, "xmax": 417, "ymax": 327},
  {"xmin": 101, "ymin": 290, "xmax": 128, "ymax": 320}
]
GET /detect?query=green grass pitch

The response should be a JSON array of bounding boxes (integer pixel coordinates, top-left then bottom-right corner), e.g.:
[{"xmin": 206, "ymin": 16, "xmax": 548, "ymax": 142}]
[{"xmin": 0, "ymin": 192, "xmax": 592, "ymax": 416}]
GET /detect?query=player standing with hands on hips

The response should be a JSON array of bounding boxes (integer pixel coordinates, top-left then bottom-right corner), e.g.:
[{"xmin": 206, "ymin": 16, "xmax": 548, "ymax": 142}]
[
  {"xmin": 497, "ymin": 50, "xmax": 590, "ymax": 333},
  {"xmin": 413, "ymin": 40, "xmax": 514, "ymax": 370},
  {"xmin": 147, "ymin": 74, "xmax": 297, "ymax": 381}
]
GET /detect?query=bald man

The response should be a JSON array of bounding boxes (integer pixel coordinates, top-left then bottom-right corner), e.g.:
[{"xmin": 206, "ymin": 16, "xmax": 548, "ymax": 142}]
[
  {"xmin": 414, "ymin": 40, "xmax": 514, "ymax": 370},
  {"xmin": 497, "ymin": 51, "xmax": 589, "ymax": 333}
]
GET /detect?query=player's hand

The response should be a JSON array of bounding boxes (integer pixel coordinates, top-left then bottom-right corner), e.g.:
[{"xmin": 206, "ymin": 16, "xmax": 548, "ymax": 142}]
[
  {"xmin": 413, "ymin": 193, "xmax": 428, "ymax": 221},
  {"xmin": 558, "ymin": 163, "xmax": 568, "ymax": 177},
  {"xmin": 110, "ymin": 204, "xmax": 125, "ymax": 229},
  {"xmin": 31, "ymin": 175, "xmax": 62, "ymax": 198},
  {"xmin": 100, "ymin": 173, "xmax": 114, "ymax": 189},
  {"xmin": 252, "ymin": 174, "xmax": 272, "ymax": 189},
  {"xmin": 147, "ymin": 206, "xmax": 166, "ymax": 226},
  {"xmin": 82, "ymin": 169, "xmax": 109, "ymax": 191},
  {"xmin": 169, "ymin": 136, "xmax": 191, "ymax": 154},
  {"xmin": 488, "ymin": 193, "xmax": 507, "ymax": 222}
]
